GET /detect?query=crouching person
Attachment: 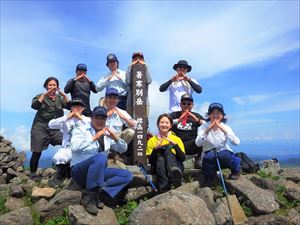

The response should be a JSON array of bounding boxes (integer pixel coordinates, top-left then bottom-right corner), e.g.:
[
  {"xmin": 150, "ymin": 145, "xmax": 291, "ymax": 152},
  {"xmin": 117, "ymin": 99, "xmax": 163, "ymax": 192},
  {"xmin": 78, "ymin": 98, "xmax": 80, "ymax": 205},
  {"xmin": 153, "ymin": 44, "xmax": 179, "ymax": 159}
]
[
  {"xmin": 195, "ymin": 103, "xmax": 241, "ymax": 187},
  {"xmin": 48, "ymin": 98, "xmax": 90, "ymax": 187},
  {"xmin": 70, "ymin": 106, "xmax": 133, "ymax": 215},
  {"xmin": 146, "ymin": 114, "xmax": 185, "ymax": 192}
]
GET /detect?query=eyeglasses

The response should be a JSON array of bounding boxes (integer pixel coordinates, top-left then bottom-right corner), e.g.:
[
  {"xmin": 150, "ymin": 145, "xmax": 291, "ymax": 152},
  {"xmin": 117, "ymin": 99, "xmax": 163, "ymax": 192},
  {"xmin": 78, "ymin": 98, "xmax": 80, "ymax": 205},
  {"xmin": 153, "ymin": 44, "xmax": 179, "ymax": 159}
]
[{"xmin": 181, "ymin": 102, "xmax": 192, "ymax": 106}]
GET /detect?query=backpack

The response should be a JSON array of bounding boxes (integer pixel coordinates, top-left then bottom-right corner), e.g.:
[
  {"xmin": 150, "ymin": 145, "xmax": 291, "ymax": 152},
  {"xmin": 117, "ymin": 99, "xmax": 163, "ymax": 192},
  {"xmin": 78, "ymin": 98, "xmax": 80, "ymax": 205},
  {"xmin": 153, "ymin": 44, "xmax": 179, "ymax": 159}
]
[{"xmin": 235, "ymin": 152, "xmax": 259, "ymax": 174}]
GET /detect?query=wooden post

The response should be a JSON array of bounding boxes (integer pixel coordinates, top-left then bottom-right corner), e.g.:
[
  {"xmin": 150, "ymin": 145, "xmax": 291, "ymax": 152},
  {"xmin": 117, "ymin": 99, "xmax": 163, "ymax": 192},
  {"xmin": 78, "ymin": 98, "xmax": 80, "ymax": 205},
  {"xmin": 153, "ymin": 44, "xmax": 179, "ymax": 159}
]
[{"xmin": 131, "ymin": 63, "xmax": 148, "ymax": 165}]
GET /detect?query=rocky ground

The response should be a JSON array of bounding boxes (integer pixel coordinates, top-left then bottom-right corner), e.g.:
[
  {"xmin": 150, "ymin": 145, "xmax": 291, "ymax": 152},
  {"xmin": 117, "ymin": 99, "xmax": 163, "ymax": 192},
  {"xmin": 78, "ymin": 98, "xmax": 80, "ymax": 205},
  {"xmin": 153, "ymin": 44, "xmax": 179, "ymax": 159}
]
[{"xmin": 0, "ymin": 134, "xmax": 299, "ymax": 225}]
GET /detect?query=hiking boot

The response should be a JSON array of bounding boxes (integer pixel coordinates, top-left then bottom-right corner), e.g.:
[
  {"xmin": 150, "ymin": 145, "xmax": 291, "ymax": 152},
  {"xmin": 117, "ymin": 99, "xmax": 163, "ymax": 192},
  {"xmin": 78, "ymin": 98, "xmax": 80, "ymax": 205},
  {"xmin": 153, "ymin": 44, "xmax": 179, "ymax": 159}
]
[
  {"xmin": 48, "ymin": 164, "xmax": 67, "ymax": 188},
  {"xmin": 171, "ymin": 167, "xmax": 182, "ymax": 188},
  {"xmin": 81, "ymin": 190, "xmax": 98, "ymax": 215},
  {"xmin": 30, "ymin": 174, "xmax": 42, "ymax": 182},
  {"xmin": 203, "ymin": 175, "xmax": 218, "ymax": 187},
  {"xmin": 229, "ymin": 172, "xmax": 240, "ymax": 180}
]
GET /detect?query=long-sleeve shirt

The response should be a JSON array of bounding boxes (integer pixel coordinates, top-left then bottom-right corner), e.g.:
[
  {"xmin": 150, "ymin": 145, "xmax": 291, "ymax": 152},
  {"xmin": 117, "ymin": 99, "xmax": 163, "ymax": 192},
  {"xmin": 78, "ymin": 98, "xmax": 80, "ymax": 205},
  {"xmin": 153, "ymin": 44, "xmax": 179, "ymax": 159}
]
[
  {"xmin": 48, "ymin": 115, "xmax": 91, "ymax": 148},
  {"xmin": 126, "ymin": 64, "xmax": 152, "ymax": 107},
  {"xmin": 31, "ymin": 94, "xmax": 68, "ymax": 126},
  {"xmin": 195, "ymin": 121, "xmax": 240, "ymax": 153},
  {"xmin": 96, "ymin": 69, "xmax": 128, "ymax": 97},
  {"xmin": 104, "ymin": 108, "xmax": 137, "ymax": 151},
  {"xmin": 70, "ymin": 124, "xmax": 127, "ymax": 166},
  {"xmin": 64, "ymin": 78, "xmax": 97, "ymax": 116},
  {"xmin": 159, "ymin": 79, "xmax": 202, "ymax": 112}
]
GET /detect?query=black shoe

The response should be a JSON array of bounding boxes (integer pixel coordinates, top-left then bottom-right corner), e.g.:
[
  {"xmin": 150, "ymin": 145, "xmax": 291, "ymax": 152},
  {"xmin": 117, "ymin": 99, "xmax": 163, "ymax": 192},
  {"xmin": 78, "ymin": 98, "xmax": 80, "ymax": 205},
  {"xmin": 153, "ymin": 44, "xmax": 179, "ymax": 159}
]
[
  {"xmin": 229, "ymin": 172, "xmax": 240, "ymax": 180},
  {"xmin": 171, "ymin": 167, "xmax": 182, "ymax": 188},
  {"xmin": 30, "ymin": 174, "xmax": 42, "ymax": 182},
  {"xmin": 203, "ymin": 175, "xmax": 217, "ymax": 187},
  {"xmin": 48, "ymin": 173, "xmax": 66, "ymax": 188},
  {"xmin": 81, "ymin": 190, "xmax": 98, "ymax": 215}
]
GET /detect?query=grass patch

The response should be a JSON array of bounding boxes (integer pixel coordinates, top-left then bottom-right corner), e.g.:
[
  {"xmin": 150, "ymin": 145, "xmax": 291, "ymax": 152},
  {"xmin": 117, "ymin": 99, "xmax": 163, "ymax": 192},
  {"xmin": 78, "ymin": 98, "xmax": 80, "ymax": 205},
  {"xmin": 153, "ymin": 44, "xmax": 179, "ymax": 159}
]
[
  {"xmin": 241, "ymin": 202, "xmax": 253, "ymax": 217},
  {"xmin": 0, "ymin": 196, "xmax": 10, "ymax": 216},
  {"xmin": 32, "ymin": 208, "xmax": 69, "ymax": 225},
  {"xmin": 257, "ymin": 171, "xmax": 280, "ymax": 181},
  {"xmin": 114, "ymin": 201, "xmax": 139, "ymax": 225}
]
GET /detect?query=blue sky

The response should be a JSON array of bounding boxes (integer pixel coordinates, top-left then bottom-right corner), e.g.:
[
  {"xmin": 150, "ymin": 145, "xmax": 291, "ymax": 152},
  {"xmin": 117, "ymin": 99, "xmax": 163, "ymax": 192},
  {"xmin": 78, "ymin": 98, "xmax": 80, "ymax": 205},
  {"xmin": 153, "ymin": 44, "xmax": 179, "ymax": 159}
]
[{"xmin": 1, "ymin": 1, "xmax": 299, "ymax": 157}]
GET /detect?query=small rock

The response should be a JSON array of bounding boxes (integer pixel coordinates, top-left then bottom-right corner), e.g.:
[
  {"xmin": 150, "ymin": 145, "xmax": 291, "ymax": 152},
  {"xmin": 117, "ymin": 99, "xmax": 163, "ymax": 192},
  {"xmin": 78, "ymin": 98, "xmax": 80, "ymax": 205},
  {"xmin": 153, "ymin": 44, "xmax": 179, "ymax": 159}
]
[
  {"xmin": 9, "ymin": 184, "xmax": 25, "ymax": 198},
  {"xmin": 33, "ymin": 198, "xmax": 49, "ymax": 212},
  {"xmin": 247, "ymin": 214, "xmax": 291, "ymax": 225},
  {"xmin": 43, "ymin": 167, "xmax": 56, "ymax": 178},
  {"xmin": 32, "ymin": 187, "xmax": 56, "ymax": 199},
  {"xmin": 0, "ymin": 206, "xmax": 33, "ymax": 225},
  {"xmin": 22, "ymin": 183, "xmax": 33, "ymax": 195},
  {"xmin": 0, "ymin": 169, "xmax": 3, "ymax": 176},
  {"xmin": 68, "ymin": 205, "xmax": 119, "ymax": 225},
  {"xmin": 288, "ymin": 208, "xmax": 300, "ymax": 225},
  {"xmin": 15, "ymin": 166, "xmax": 24, "ymax": 172},
  {"xmin": 4, "ymin": 196, "xmax": 25, "ymax": 210},
  {"xmin": 175, "ymin": 181, "xmax": 200, "ymax": 195},
  {"xmin": 18, "ymin": 151, "xmax": 26, "ymax": 163},
  {"xmin": 0, "ymin": 174, "xmax": 6, "ymax": 184},
  {"xmin": 126, "ymin": 186, "xmax": 155, "ymax": 202},
  {"xmin": 259, "ymin": 159, "xmax": 281, "ymax": 174},
  {"xmin": 284, "ymin": 180, "xmax": 300, "ymax": 201},
  {"xmin": 280, "ymin": 168, "xmax": 300, "ymax": 183}
]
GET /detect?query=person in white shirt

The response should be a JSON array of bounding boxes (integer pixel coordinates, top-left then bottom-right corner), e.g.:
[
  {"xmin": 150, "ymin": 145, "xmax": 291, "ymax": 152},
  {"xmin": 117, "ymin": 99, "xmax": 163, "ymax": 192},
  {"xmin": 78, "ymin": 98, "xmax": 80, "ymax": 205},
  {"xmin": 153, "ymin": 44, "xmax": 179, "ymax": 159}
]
[
  {"xmin": 159, "ymin": 60, "xmax": 202, "ymax": 113},
  {"xmin": 96, "ymin": 54, "xmax": 128, "ymax": 110},
  {"xmin": 195, "ymin": 103, "xmax": 241, "ymax": 186},
  {"xmin": 48, "ymin": 98, "xmax": 90, "ymax": 187}
]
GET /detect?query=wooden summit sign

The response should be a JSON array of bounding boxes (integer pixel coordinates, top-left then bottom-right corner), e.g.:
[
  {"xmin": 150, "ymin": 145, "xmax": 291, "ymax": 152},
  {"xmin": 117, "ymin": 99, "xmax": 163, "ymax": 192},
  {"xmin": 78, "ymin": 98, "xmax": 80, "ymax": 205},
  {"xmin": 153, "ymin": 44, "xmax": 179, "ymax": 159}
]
[{"xmin": 131, "ymin": 63, "xmax": 147, "ymax": 164}]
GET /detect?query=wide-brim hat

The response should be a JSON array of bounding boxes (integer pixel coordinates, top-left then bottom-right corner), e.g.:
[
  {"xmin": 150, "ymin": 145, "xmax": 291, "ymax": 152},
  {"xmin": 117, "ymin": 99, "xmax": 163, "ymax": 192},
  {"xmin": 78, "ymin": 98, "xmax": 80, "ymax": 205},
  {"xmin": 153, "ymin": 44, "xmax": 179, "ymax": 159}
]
[
  {"xmin": 106, "ymin": 54, "xmax": 119, "ymax": 67},
  {"xmin": 173, "ymin": 60, "xmax": 192, "ymax": 72}
]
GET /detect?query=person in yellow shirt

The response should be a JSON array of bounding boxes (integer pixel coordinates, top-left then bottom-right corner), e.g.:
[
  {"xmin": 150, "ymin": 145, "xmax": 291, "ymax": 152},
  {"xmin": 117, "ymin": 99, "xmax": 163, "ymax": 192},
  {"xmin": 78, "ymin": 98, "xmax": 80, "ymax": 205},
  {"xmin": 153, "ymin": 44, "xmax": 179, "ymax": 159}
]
[{"xmin": 146, "ymin": 114, "xmax": 186, "ymax": 192}]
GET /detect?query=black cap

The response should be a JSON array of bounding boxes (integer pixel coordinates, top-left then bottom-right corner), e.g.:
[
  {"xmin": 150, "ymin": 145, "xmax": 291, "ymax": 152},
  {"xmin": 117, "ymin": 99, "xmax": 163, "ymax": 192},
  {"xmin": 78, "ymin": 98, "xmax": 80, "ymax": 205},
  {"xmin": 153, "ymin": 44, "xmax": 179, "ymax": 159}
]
[
  {"xmin": 92, "ymin": 106, "xmax": 107, "ymax": 117},
  {"xmin": 106, "ymin": 54, "xmax": 119, "ymax": 67},
  {"xmin": 181, "ymin": 93, "xmax": 193, "ymax": 102},
  {"xmin": 208, "ymin": 103, "xmax": 225, "ymax": 115},
  {"xmin": 76, "ymin": 63, "xmax": 87, "ymax": 71},
  {"xmin": 105, "ymin": 88, "xmax": 119, "ymax": 96},
  {"xmin": 71, "ymin": 98, "xmax": 84, "ymax": 106}
]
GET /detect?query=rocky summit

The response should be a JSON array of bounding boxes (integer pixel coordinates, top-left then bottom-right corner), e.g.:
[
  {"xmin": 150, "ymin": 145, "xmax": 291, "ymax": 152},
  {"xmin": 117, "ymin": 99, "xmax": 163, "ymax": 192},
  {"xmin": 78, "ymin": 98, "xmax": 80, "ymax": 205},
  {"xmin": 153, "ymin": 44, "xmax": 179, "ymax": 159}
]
[{"xmin": 0, "ymin": 134, "xmax": 299, "ymax": 225}]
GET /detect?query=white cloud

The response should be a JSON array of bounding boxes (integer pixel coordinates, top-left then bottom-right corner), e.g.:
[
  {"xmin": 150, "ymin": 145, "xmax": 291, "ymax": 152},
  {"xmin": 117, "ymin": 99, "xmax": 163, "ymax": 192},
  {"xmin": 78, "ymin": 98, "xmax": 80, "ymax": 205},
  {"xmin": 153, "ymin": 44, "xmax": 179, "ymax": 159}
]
[
  {"xmin": 7, "ymin": 125, "xmax": 30, "ymax": 151},
  {"xmin": 0, "ymin": 128, "xmax": 5, "ymax": 136},
  {"xmin": 232, "ymin": 94, "xmax": 270, "ymax": 105}
]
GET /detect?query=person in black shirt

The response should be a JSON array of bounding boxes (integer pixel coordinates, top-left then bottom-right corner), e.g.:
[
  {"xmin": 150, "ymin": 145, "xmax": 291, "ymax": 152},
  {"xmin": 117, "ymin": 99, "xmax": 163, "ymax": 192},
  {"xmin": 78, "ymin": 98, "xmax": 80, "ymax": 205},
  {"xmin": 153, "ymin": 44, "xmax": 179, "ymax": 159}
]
[
  {"xmin": 64, "ymin": 63, "xmax": 97, "ymax": 116},
  {"xmin": 169, "ymin": 94, "xmax": 204, "ymax": 167}
]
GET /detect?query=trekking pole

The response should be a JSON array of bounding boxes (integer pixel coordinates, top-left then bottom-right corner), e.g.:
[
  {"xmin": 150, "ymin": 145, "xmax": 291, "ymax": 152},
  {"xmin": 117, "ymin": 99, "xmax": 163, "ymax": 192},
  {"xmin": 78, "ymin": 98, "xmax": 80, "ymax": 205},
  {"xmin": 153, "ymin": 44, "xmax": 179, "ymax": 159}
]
[
  {"xmin": 136, "ymin": 161, "xmax": 158, "ymax": 192},
  {"xmin": 213, "ymin": 150, "xmax": 234, "ymax": 221}
]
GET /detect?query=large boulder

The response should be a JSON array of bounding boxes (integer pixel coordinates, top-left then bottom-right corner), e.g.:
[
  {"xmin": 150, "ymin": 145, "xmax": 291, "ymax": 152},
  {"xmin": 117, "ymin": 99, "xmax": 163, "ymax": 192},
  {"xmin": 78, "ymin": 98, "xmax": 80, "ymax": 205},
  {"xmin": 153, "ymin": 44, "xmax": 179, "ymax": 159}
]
[
  {"xmin": 38, "ymin": 190, "xmax": 81, "ymax": 221},
  {"xmin": 0, "ymin": 206, "xmax": 33, "ymax": 225},
  {"xmin": 226, "ymin": 176, "xmax": 279, "ymax": 214},
  {"xmin": 125, "ymin": 186, "xmax": 156, "ymax": 202},
  {"xmin": 4, "ymin": 196, "xmax": 25, "ymax": 211},
  {"xmin": 280, "ymin": 168, "xmax": 300, "ymax": 183},
  {"xmin": 175, "ymin": 181, "xmax": 200, "ymax": 195},
  {"xmin": 68, "ymin": 205, "xmax": 119, "ymax": 225},
  {"xmin": 284, "ymin": 180, "xmax": 300, "ymax": 201},
  {"xmin": 9, "ymin": 184, "xmax": 25, "ymax": 197},
  {"xmin": 128, "ymin": 190, "xmax": 216, "ymax": 225}
]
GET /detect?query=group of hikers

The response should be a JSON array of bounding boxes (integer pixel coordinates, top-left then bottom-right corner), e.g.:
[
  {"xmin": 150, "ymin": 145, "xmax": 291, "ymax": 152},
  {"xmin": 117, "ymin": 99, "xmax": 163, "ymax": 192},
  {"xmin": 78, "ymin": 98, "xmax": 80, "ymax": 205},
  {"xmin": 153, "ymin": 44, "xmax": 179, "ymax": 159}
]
[{"xmin": 29, "ymin": 52, "xmax": 241, "ymax": 215}]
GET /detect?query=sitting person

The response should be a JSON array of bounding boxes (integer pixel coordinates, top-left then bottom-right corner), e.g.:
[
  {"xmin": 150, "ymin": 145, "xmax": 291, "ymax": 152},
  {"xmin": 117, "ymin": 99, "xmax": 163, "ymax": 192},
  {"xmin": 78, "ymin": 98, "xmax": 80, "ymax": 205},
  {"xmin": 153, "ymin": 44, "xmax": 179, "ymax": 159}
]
[
  {"xmin": 159, "ymin": 60, "xmax": 202, "ymax": 113},
  {"xmin": 70, "ymin": 106, "xmax": 132, "ymax": 215},
  {"xmin": 170, "ymin": 93, "xmax": 204, "ymax": 168},
  {"xmin": 195, "ymin": 103, "xmax": 241, "ymax": 187},
  {"xmin": 48, "ymin": 98, "xmax": 91, "ymax": 187},
  {"xmin": 146, "ymin": 114, "xmax": 185, "ymax": 192}
]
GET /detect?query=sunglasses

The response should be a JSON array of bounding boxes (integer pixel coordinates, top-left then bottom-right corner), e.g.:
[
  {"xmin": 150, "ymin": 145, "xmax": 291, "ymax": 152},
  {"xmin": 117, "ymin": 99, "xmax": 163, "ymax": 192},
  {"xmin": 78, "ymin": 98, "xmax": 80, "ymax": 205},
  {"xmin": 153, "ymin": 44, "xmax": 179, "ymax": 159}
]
[
  {"xmin": 181, "ymin": 102, "xmax": 192, "ymax": 106},
  {"xmin": 178, "ymin": 66, "xmax": 188, "ymax": 69}
]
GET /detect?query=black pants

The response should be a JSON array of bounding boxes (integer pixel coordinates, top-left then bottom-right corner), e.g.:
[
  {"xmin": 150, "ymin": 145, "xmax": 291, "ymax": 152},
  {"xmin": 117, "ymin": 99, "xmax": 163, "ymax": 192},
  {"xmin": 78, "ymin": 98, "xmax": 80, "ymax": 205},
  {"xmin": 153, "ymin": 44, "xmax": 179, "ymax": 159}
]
[
  {"xmin": 183, "ymin": 139, "xmax": 203, "ymax": 156},
  {"xmin": 152, "ymin": 150, "xmax": 183, "ymax": 191},
  {"xmin": 30, "ymin": 152, "xmax": 42, "ymax": 173}
]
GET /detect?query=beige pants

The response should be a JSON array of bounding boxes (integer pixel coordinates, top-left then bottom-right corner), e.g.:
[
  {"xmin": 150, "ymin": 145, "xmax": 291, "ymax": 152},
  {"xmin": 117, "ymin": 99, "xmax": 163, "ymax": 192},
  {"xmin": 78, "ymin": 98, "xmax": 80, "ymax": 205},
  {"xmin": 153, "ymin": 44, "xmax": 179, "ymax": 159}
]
[{"xmin": 120, "ymin": 128, "xmax": 135, "ymax": 144}]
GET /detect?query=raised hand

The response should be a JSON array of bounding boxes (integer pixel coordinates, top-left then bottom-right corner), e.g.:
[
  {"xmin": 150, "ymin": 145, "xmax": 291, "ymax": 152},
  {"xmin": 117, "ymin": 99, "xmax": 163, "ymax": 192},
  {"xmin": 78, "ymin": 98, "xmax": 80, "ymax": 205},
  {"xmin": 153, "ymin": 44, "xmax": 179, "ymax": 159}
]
[
  {"xmin": 178, "ymin": 111, "xmax": 189, "ymax": 122},
  {"xmin": 107, "ymin": 108, "xmax": 116, "ymax": 117},
  {"xmin": 67, "ymin": 111, "xmax": 75, "ymax": 120},
  {"xmin": 187, "ymin": 112, "xmax": 200, "ymax": 123},
  {"xmin": 171, "ymin": 74, "xmax": 179, "ymax": 82},
  {"xmin": 105, "ymin": 128, "xmax": 119, "ymax": 141},
  {"xmin": 74, "ymin": 73, "xmax": 85, "ymax": 81},
  {"xmin": 83, "ymin": 74, "xmax": 91, "ymax": 82},
  {"xmin": 154, "ymin": 137, "xmax": 164, "ymax": 149}
]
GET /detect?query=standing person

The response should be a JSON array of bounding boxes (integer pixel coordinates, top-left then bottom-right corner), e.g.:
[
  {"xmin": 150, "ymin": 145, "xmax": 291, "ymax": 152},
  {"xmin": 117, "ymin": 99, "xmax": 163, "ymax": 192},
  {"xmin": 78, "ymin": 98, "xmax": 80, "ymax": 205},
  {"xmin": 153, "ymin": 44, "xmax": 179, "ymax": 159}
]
[
  {"xmin": 170, "ymin": 94, "xmax": 205, "ymax": 168},
  {"xmin": 64, "ymin": 63, "xmax": 97, "ymax": 116},
  {"xmin": 48, "ymin": 98, "xmax": 91, "ymax": 187},
  {"xmin": 126, "ymin": 52, "xmax": 152, "ymax": 117},
  {"xmin": 159, "ymin": 60, "xmax": 202, "ymax": 113},
  {"xmin": 70, "ymin": 106, "xmax": 132, "ymax": 215},
  {"xmin": 146, "ymin": 114, "xmax": 185, "ymax": 192},
  {"xmin": 195, "ymin": 103, "xmax": 241, "ymax": 187},
  {"xmin": 30, "ymin": 77, "xmax": 70, "ymax": 180},
  {"xmin": 96, "ymin": 54, "xmax": 128, "ymax": 110}
]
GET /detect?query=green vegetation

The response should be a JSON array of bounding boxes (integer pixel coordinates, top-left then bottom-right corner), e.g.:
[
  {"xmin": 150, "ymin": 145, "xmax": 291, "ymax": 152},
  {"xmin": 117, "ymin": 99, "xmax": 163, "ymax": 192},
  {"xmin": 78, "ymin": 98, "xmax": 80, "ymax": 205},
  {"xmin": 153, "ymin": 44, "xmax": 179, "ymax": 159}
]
[
  {"xmin": 32, "ymin": 208, "xmax": 69, "ymax": 225},
  {"xmin": 0, "ymin": 196, "xmax": 10, "ymax": 216},
  {"xmin": 257, "ymin": 170, "xmax": 280, "ymax": 180},
  {"xmin": 241, "ymin": 202, "xmax": 253, "ymax": 217},
  {"xmin": 275, "ymin": 185, "xmax": 300, "ymax": 216},
  {"xmin": 114, "ymin": 201, "xmax": 139, "ymax": 225}
]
